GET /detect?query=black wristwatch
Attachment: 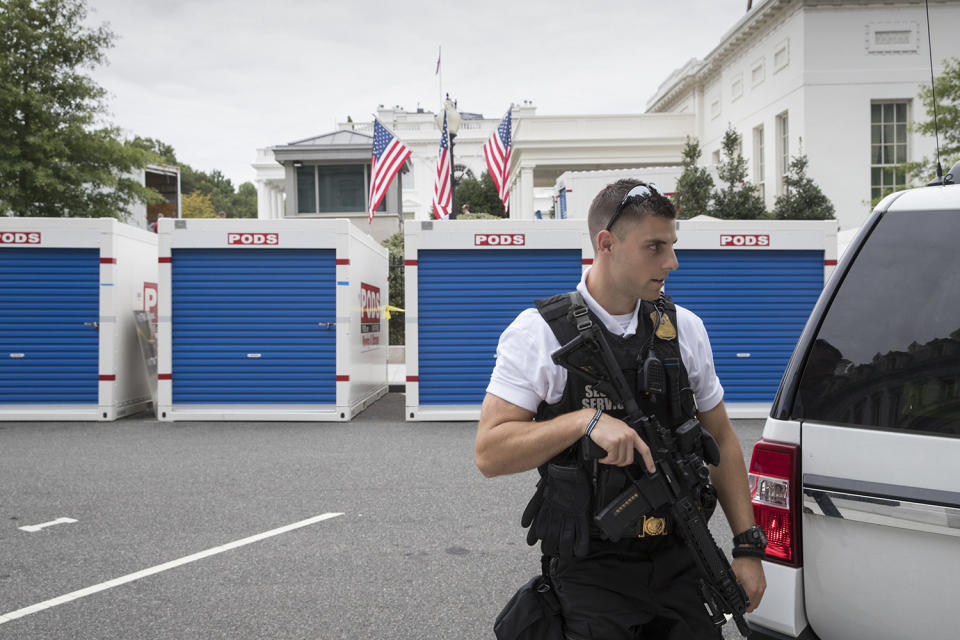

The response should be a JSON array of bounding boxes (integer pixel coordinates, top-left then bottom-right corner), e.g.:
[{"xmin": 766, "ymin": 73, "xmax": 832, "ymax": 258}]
[{"xmin": 733, "ymin": 525, "xmax": 768, "ymax": 549}]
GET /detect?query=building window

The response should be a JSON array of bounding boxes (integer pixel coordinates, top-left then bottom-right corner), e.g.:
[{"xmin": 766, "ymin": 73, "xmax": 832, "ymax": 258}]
[
  {"xmin": 752, "ymin": 59, "xmax": 765, "ymax": 87},
  {"xmin": 871, "ymin": 101, "xmax": 909, "ymax": 199},
  {"xmin": 711, "ymin": 99, "xmax": 721, "ymax": 120},
  {"xmin": 296, "ymin": 165, "xmax": 316, "ymax": 214},
  {"xmin": 776, "ymin": 111, "xmax": 789, "ymax": 195},
  {"xmin": 774, "ymin": 40, "xmax": 789, "ymax": 72},
  {"xmin": 754, "ymin": 125, "xmax": 765, "ymax": 201},
  {"xmin": 295, "ymin": 164, "xmax": 374, "ymax": 214},
  {"xmin": 731, "ymin": 74, "xmax": 743, "ymax": 101}
]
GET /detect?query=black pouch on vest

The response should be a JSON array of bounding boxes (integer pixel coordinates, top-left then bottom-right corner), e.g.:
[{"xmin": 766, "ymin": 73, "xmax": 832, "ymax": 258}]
[
  {"xmin": 531, "ymin": 462, "xmax": 592, "ymax": 558},
  {"xmin": 494, "ymin": 560, "xmax": 564, "ymax": 640}
]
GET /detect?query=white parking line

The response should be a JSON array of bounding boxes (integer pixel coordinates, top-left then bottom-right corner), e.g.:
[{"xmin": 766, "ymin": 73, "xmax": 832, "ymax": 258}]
[
  {"xmin": 0, "ymin": 512, "xmax": 344, "ymax": 625},
  {"xmin": 18, "ymin": 517, "xmax": 78, "ymax": 533}
]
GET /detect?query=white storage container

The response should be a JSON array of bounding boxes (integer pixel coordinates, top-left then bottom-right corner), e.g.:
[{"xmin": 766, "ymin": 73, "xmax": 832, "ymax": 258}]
[
  {"xmin": 0, "ymin": 218, "xmax": 158, "ymax": 420},
  {"xmin": 405, "ymin": 216, "xmax": 837, "ymax": 421},
  {"xmin": 404, "ymin": 219, "xmax": 592, "ymax": 421},
  {"xmin": 670, "ymin": 217, "xmax": 838, "ymax": 417},
  {"xmin": 156, "ymin": 218, "xmax": 387, "ymax": 421}
]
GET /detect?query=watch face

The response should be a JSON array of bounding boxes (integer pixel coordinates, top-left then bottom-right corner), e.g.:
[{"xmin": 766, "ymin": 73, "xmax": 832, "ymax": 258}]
[
  {"xmin": 736, "ymin": 525, "xmax": 767, "ymax": 548},
  {"xmin": 751, "ymin": 526, "xmax": 768, "ymax": 547}
]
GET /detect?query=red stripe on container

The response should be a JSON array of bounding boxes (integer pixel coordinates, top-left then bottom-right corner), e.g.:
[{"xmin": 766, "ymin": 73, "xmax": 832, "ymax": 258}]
[
  {"xmin": 100, "ymin": 258, "xmax": 117, "ymax": 264},
  {"xmin": 405, "ymin": 260, "xmax": 418, "ymax": 266},
  {"xmin": 582, "ymin": 258, "xmax": 594, "ymax": 265},
  {"xmin": 99, "ymin": 374, "xmax": 116, "ymax": 381},
  {"xmin": 158, "ymin": 374, "xmax": 172, "ymax": 380},
  {"xmin": 824, "ymin": 259, "xmax": 838, "ymax": 266},
  {"xmin": 159, "ymin": 257, "xmax": 172, "ymax": 263},
  {"xmin": 406, "ymin": 375, "xmax": 419, "ymax": 382},
  {"xmin": 336, "ymin": 259, "xmax": 350, "ymax": 265},
  {"xmin": 336, "ymin": 375, "xmax": 350, "ymax": 382}
]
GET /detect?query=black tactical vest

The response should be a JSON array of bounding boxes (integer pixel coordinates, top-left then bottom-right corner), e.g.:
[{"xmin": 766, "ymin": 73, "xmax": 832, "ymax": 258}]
[{"xmin": 533, "ymin": 291, "xmax": 698, "ymax": 532}]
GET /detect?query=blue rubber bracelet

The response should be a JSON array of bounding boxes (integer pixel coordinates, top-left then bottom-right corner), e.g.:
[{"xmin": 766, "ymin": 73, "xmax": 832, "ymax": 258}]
[{"xmin": 585, "ymin": 408, "xmax": 603, "ymax": 437}]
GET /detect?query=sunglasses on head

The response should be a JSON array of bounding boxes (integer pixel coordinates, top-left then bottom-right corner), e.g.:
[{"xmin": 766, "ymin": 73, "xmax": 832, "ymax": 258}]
[{"xmin": 605, "ymin": 183, "xmax": 659, "ymax": 232}]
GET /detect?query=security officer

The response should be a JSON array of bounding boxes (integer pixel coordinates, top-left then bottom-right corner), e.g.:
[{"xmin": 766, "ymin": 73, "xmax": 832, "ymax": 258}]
[{"xmin": 475, "ymin": 179, "xmax": 766, "ymax": 639}]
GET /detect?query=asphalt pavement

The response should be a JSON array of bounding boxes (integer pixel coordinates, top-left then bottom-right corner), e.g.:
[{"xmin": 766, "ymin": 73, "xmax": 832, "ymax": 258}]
[{"xmin": 0, "ymin": 393, "xmax": 764, "ymax": 639}]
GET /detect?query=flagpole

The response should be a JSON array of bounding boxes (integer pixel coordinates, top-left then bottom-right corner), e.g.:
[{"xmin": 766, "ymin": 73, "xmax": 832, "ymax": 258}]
[{"xmin": 436, "ymin": 45, "xmax": 442, "ymax": 103}]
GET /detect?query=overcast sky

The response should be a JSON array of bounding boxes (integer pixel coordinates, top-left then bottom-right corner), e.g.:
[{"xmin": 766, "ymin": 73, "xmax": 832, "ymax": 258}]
[{"xmin": 84, "ymin": 0, "xmax": 754, "ymax": 188}]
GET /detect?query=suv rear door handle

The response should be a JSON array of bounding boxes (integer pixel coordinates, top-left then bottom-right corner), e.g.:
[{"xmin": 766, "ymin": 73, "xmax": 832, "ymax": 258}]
[{"xmin": 804, "ymin": 487, "xmax": 960, "ymax": 538}]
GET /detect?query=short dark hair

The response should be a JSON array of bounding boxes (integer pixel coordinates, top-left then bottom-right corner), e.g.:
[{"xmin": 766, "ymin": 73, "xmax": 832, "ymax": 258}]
[{"xmin": 587, "ymin": 179, "xmax": 676, "ymax": 246}]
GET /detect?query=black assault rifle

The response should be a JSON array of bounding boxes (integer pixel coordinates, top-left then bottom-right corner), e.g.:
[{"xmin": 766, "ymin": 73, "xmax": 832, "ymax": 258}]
[{"xmin": 551, "ymin": 319, "xmax": 751, "ymax": 637}]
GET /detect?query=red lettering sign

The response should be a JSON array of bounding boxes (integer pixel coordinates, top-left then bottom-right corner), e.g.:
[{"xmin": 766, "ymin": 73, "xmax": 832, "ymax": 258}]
[
  {"xmin": 720, "ymin": 234, "xmax": 770, "ymax": 247},
  {"xmin": 474, "ymin": 233, "xmax": 526, "ymax": 246},
  {"xmin": 226, "ymin": 233, "xmax": 279, "ymax": 246},
  {"xmin": 0, "ymin": 231, "xmax": 41, "ymax": 245},
  {"xmin": 360, "ymin": 282, "xmax": 381, "ymax": 347},
  {"xmin": 143, "ymin": 282, "xmax": 158, "ymax": 324},
  {"xmin": 360, "ymin": 283, "xmax": 381, "ymax": 323}
]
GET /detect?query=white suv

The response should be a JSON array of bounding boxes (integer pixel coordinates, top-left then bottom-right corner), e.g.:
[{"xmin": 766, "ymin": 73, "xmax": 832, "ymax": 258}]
[{"xmin": 744, "ymin": 167, "xmax": 960, "ymax": 640}]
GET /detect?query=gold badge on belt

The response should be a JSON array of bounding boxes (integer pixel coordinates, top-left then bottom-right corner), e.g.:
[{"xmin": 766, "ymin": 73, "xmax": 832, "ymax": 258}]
[{"xmin": 639, "ymin": 515, "xmax": 667, "ymax": 537}]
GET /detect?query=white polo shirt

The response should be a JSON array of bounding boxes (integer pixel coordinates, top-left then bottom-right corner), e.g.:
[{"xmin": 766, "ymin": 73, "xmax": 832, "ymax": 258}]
[{"xmin": 486, "ymin": 267, "xmax": 724, "ymax": 414}]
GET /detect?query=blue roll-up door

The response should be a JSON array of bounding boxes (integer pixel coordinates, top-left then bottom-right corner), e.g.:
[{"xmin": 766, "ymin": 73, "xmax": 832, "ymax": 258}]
[
  {"xmin": 171, "ymin": 249, "xmax": 337, "ymax": 404},
  {"xmin": 0, "ymin": 248, "xmax": 100, "ymax": 404},
  {"xmin": 669, "ymin": 250, "xmax": 823, "ymax": 403},
  {"xmin": 417, "ymin": 249, "xmax": 583, "ymax": 405}
]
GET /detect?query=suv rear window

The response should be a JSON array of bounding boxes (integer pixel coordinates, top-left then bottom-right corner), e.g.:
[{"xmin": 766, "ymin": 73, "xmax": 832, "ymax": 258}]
[{"xmin": 793, "ymin": 211, "xmax": 960, "ymax": 436}]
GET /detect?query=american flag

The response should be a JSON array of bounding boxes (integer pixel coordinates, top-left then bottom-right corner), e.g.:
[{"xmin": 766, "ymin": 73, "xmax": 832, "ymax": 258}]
[
  {"xmin": 369, "ymin": 120, "xmax": 411, "ymax": 223},
  {"xmin": 432, "ymin": 110, "xmax": 452, "ymax": 219},
  {"xmin": 483, "ymin": 109, "xmax": 513, "ymax": 214}
]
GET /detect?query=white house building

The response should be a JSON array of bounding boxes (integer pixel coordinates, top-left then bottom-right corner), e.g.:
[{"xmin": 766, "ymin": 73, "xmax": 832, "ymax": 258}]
[
  {"xmin": 253, "ymin": 0, "xmax": 960, "ymax": 233},
  {"xmin": 646, "ymin": 0, "xmax": 960, "ymax": 230}
]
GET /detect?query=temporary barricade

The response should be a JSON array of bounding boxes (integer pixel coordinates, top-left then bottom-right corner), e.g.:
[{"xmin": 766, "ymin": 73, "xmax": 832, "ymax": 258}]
[
  {"xmin": 156, "ymin": 218, "xmax": 387, "ymax": 421},
  {"xmin": 0, "ymin": 218, "xmax": 158, "ymax": 420}
]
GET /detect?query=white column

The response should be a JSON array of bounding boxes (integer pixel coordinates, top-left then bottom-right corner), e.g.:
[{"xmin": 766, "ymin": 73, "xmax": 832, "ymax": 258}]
[
  {"xmin": 519, "ymin": 166, "xmax": 535, "ymax": 220},
  {"xmin": 256, "ymin": 180, "xmax": 270, "ymax": 219},
  {"xmin": 273, "ymin": 187, "xmax": 283, "ymax": 219}
]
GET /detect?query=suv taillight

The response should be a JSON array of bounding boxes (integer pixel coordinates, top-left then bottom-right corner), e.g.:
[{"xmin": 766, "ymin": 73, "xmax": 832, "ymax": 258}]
[{"xmin": 748, "ymin": 440, "xmax": 801, "ymax": 567}]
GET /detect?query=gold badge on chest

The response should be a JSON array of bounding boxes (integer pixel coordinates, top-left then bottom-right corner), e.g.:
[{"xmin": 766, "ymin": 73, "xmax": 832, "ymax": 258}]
[{"xmin": 648, "ymin": 310, "xmax": 677, "ymax": 341}]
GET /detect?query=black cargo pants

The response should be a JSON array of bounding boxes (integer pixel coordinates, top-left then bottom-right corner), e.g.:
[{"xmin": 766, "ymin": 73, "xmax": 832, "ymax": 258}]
[{"xmin": 549, "ymin": 535, "xmax": 724, "ymax": 640}]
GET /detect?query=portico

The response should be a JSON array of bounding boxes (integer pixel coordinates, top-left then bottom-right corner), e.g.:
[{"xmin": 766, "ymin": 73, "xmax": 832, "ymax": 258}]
[{"xmin": 508, "ymin": 113, "xmax": 695, "ymax": 218}]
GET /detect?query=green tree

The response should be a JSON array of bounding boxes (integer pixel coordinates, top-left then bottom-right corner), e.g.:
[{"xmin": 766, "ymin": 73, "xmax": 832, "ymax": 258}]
[
  {"xmin": 181, "ymin": 191, "xmax": 217, "ymax": 218},
  {"xmin": 773, "ymin": 152, "xmax": 836, "ymax": 220},
  {"xmin": 381, "ymin": 230, "xmax": 405, "ymax": 345},
  {"xmin": 908, "ymin": 57, "xmax": 960, "ymax": 183},
  {"xmin": 0, "ymin": 0, "xmax": 159, "ymax": 218},
  {"xmin": 128, "ymin": 136, "xmax": 178, "ymax": 165},
  {"xmin": 455, "ymin": 171, "xmax": 506, "ymax": 217},
  {"xmin": 712, "ymin": 125, "xmax": 767, "ymax": 219},
  {"xmin": 232, "ymin": 182, "xmax": 258, "ymax": 218},
  {"xmin": 671, "ymin": 136, "xmax": 714, "ymax": 219}
]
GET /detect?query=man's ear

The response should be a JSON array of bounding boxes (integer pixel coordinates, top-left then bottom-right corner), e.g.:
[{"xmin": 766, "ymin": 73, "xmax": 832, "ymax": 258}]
[{"xmin": 596, "ymin": 229, "xmax": 615, "ymax": 254}]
